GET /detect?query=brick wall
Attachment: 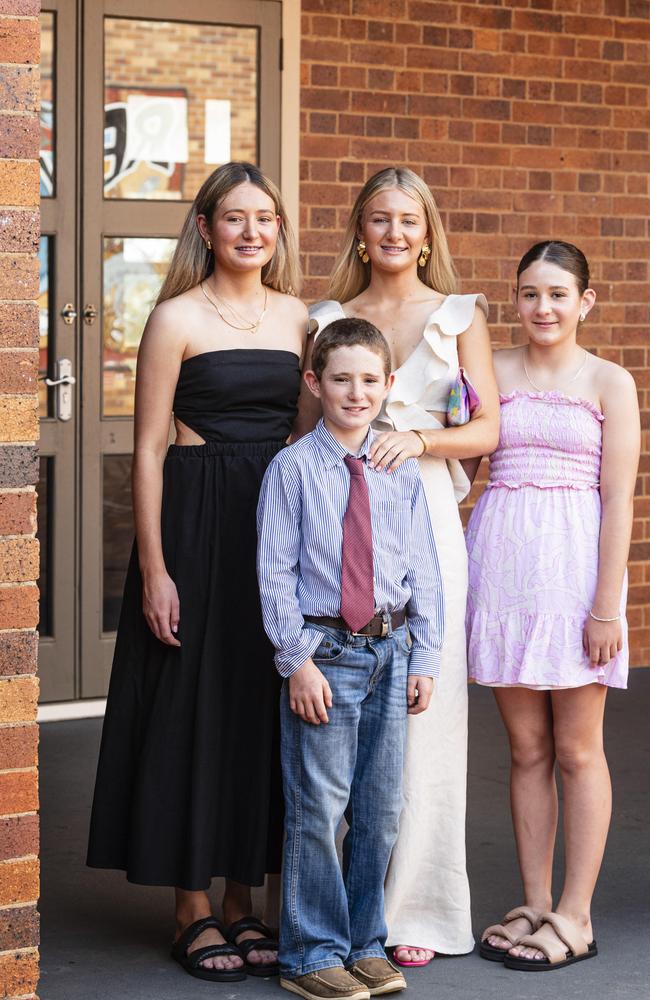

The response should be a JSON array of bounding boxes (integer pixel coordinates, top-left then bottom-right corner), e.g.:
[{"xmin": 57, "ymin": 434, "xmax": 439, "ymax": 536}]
[
  {"xmin": 0, "ymin": 1, "xmax": 41, "ymax": 998},
  {"xmin": 299, "ymin": 0, "xmax": 650, "ymax": 666}
]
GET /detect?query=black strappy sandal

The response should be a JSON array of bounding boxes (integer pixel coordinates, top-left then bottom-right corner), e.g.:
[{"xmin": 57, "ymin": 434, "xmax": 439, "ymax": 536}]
[
  {"xmin": 225, "ymin": 916, "xmax": 280, "ymax": 977},
  {"xmin": 171, "ymin": 916, "xmax": 247, "ymax": 982}
]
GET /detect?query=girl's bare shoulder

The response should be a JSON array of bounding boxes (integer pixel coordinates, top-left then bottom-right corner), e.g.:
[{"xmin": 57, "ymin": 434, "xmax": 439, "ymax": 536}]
[
  {"xmin": 590, "ymin": 352, "xmax": 637, "ymax": 400},
  {"xmin": 493, "ymin": 345, "xmax": 524, "ymax": 374},
  {"xmin": 150, "ymin": 287, "xmax": 203, "ymax": 325},
  {"xmin": 268, "ymin": 288, "xmax": 309, "ymax": 327},
  {"xmin": 141, "ymin": 290, "xmax": 203, "ymax": 359}
]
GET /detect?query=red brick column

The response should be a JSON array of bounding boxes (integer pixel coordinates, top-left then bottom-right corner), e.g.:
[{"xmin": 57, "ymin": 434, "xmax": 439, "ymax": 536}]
[
  {"xmin": 300, "ymin": 0, "xmax": 650, "ymax": 666},
  {"xmin": 0, "ymin": 2, "xmax": 41, "ymax": 998}
]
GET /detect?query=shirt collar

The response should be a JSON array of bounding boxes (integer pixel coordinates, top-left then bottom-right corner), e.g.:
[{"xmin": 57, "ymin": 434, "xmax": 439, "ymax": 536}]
[{"xmin": 312, "ymin": 418, "xmax": 374, "ymax": 469}]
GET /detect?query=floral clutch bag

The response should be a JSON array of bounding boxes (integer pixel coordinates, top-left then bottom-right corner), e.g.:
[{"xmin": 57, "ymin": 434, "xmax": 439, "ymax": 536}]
[{"xmin": 447, "ymin": 367, "xmax": 481, "ymax": 426}]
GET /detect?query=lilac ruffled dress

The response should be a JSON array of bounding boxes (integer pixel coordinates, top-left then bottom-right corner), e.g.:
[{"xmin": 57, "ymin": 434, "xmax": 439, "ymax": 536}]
[{"xmin": 466, "ymin": 390, "xmax": 628, "ymax": 689}]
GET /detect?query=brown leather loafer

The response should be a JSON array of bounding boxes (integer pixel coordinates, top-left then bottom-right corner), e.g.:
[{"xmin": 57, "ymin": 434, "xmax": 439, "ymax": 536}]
[
  {"xmin": 346, "ymin": 958, "xmax": 407, "ymax": 995},
  {"xmin": 280, "ymin": 966, "xmax": 371, "ymax": 1000}
]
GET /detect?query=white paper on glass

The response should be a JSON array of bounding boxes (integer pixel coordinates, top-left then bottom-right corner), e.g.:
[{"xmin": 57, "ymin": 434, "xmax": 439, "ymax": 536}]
[
  {"xmin": 204, "ymin": 99, "xmax": 231, "ymax": 164},
  {"xmin": 123, "ymin": 238, "xmax": 177, "ymax": 264},
  {"xmin": 124, "ymin": 95, "xmax": 189, "ymax": 163}
]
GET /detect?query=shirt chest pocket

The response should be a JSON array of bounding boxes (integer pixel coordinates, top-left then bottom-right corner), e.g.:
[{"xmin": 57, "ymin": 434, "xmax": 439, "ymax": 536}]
[{"xmin": 371, "ymin": 500, "xmax": 411, "ymax": 558}]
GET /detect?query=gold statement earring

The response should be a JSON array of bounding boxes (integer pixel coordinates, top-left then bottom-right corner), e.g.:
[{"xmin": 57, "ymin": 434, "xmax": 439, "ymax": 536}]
[
  {"xmin": 418, "ymin": 243, "xmax": 431, "ymax": 267},
  {"xmin": 206, "ymin": 239, "xmax": 212, "ymax": 251},
  {"xmin": 357, "ymin": 240, "xmax": 369, "ymax": 264}
]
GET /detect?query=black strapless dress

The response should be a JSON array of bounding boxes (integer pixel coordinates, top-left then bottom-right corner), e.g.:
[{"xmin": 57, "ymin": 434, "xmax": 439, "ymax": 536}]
[{"xmin": 87, "ymin": 349, "xmax": 301, "ymax": 889}]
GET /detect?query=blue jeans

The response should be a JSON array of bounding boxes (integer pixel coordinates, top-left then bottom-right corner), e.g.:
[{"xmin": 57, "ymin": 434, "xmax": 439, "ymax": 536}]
[{"xmin": 279, "ymin": 623, "xmax": 410, "ymax": 978}]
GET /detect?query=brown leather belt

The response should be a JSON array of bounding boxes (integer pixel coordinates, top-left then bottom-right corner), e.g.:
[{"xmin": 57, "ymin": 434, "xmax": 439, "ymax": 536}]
[{"xmin": 304, "ymin": 610, "xmax": 406, "ymax": 638}]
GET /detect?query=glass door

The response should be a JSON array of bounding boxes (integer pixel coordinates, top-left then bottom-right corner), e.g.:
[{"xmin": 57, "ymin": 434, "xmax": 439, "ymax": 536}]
[
  {"xmin": 38, "ymin": 0, "xmax": 78, "ymax": 702},
  {"xmin": 79, "ymin": 0, "xmax": 282, "ymax": 696}
]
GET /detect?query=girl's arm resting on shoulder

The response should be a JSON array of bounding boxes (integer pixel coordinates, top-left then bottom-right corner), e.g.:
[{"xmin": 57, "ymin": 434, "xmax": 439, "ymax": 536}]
[
  {"xmin": 584, "ymin": 367, "xmax": 640, "ymax": 665},
  {"xmin": 369, "ymin": 307, "xmax": 500, "ymax": 470},
  {"xmin": 425, "ymin": 306, "xmax": 501, "ymax": 459},
  {"xmin": 132, "ymin": 307, "xmax": 185, "ymax": 646}
]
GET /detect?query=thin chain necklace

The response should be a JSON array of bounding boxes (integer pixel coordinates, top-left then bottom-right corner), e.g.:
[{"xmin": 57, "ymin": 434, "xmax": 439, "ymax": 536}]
[
  {"xmin": 523, "ymin": 347, "xmax": 589, "ymax": 393},
  {"xmin": 219, "ymin": 286, "xmax": 268, "ymax": 330},
  {"xmin": 200, "ymin": 281, "xmax": 268, "ymax": 333}
]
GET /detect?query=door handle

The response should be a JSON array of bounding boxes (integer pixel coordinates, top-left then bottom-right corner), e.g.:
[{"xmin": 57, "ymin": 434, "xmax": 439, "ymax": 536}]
[
  {"xmin": 83, "ymin": 303, "xmax": 98, "ymax": 324},
  {"xmin": 44, "ymin": 358, "xmax": 76, "ymax": 421},
  {"xmin": 61, "ymin": 303, "xmax": 77, "ymax": 324}
]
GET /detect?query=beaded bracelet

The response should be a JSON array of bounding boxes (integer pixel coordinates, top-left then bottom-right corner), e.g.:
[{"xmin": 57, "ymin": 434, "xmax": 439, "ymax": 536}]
[
  {"xmin": 412, "ymin": 429, "xmax": 428, "ymax": 456},
  {"xmin": 589, "ymin": 610, "xmax": 621, "ymax": 623}
]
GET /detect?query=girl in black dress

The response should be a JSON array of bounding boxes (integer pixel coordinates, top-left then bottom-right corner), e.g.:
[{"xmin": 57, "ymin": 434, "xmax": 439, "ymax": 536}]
[{"xmin": 87, "ymin": 162, "xmax": 314, "ymax": 981}]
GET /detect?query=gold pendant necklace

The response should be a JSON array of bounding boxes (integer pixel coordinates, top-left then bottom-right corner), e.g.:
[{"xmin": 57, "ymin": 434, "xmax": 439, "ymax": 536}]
[
  {"xmin": 523, "ymin": 347, "xmax": 589, "ymax": 393},
  {"xmin": 200, "ymin": 281, "xmax": 268, "ymax": 333}
]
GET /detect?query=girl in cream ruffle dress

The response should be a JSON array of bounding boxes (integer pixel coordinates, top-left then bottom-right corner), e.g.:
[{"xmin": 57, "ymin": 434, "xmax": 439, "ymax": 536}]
[{"xmin": 310, "ymin": 292, "xmax": 487, "ymax": 956}]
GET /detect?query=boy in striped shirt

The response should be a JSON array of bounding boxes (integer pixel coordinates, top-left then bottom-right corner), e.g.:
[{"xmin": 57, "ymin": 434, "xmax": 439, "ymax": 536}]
[{"xmin": 257, "ymin": 318, "xmax": 444, "ymax": 1000}]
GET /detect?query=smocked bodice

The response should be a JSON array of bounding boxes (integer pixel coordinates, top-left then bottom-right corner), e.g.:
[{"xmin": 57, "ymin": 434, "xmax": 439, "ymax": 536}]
[
  {"xmin": 488, "ymin": 391, "xmax": 604, "ymax": 490},
  {"xmin": 173, "ymin": 348, "xmax": 300, "ymax": 443}
]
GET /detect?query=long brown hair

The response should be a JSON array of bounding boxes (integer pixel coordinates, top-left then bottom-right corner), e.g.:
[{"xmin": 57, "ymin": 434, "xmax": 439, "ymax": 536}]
[
  {"xmin": 157, "ymin": 162, "xmax": 301, "ymax": 303},
  {"xmin": 328, "ymin": 167, "xmax": 458, "ymax": 302}
]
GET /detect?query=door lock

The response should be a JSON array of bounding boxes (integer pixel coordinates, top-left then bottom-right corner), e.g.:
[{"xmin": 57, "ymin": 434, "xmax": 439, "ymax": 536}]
[
  {"xmin": 83, "ymin": 303, "xmax": 98, "ymax": 324},
  {"xmin": 45, "ymin": 358, "xmax": 76, "ymax": 421},
  {"xmin": 61, "ymin": 303, "xmax": 78, "ymax": 325}
]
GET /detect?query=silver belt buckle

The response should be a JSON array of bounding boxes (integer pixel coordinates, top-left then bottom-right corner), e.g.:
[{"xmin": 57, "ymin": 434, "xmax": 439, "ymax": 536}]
[{"xmin": 380, "ymin": 610, "xmax": 390, "ymax": 637}]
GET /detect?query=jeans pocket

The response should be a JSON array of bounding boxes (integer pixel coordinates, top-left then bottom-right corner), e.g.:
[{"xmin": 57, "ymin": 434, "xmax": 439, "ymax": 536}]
[
  {"xmin": 313, "ymin": 635, "xmax": 347, "ymax": 663},
  {"xmin": 393, "ymin": 626, "xmax": 412, "ymax": 656}
]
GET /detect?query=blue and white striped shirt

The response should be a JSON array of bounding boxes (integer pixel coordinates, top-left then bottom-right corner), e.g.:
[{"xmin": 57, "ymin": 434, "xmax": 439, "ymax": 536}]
[{"xmin": 257, "ymin": 419, "xmax": 445, "ymax": 679}]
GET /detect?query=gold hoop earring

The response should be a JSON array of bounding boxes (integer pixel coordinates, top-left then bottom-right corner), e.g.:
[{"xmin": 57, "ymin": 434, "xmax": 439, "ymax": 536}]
[
  {"xmin": 206, "ymin": 239, "xmax": 212, "ymax": 251},
  {"xmin": 357, "ymin": 240, "xmax": 369, "ymax": 264},
  {"xmin": 418, "ymin": 243, "xmax": 431, "ymax": 267}
]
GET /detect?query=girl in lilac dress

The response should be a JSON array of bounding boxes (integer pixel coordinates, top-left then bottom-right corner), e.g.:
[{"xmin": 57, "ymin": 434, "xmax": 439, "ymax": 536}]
[{"xmin": 466, "ymin": 241, "xmax": 639, "ymax": 972}]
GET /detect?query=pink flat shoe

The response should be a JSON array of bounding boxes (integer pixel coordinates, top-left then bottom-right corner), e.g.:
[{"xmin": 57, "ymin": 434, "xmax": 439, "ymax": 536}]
[{"xmin": 392, "ymin": 945, "xmax": 435, "ymax": 968}]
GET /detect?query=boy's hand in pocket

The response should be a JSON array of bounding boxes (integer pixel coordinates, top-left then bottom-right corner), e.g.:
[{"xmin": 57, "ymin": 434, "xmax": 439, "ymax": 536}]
[{"xmin": 289, "ymin": 659, "xmax": 333, "ymax": 725}]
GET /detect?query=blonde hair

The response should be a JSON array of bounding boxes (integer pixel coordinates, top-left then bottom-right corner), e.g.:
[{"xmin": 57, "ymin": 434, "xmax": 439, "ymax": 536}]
[
  {"xmin": 328, "ymin": 167, "xmax": 458, "ymax": 302},
  {"xmin": 157, "ymin": 162, "xmax": 301, "ymax": 303}
]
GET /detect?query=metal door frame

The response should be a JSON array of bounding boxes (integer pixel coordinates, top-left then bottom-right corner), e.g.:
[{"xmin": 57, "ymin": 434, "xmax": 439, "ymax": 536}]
[
  {"xmin": 79, "ymin": 0, "xmax": 283, "ymax": 696},
  {"xmin": 38, "ymin": 0, "xmax": 79, "ymax": 701}
]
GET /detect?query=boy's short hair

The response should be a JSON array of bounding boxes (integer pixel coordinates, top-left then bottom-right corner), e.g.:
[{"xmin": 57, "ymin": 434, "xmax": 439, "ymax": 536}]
[{"xmin": 311, "ymin": 317, "xmax": 392, "ymax": 380}]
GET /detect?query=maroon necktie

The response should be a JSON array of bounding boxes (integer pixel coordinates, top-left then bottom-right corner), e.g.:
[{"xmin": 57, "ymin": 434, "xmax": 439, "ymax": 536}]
[{"xmin": 340, "ymin": 455, "xmax": 375, "ymax": 632}]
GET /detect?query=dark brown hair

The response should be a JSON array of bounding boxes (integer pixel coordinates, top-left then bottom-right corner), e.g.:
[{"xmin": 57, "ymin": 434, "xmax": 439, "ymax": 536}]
[
  {"xmin": 517, "ymin": 240, "xmax": 590, "ymax": 295},
  {"xmin": 311, "ymin": 317, "xmax": 391, "ymax": 380}
]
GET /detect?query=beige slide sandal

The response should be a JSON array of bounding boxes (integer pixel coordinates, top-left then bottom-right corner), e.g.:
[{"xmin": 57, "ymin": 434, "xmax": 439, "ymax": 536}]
[
  {"xmin": 479, "ymin": 906, "xmax": 541, "ymax": 962},
  {"xmin": 503, "ymin": 911, "xmax": 597, "ymax": 972}
]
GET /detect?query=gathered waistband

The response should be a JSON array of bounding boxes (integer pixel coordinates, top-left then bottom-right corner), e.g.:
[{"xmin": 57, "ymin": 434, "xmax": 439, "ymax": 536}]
[
  {"xmin": 486, "ymin": 480, "xmax": 600, "ymax": 491},
  {"xmin": 167, "ymin": 439, "xmax": 286, "ymax": 458}
]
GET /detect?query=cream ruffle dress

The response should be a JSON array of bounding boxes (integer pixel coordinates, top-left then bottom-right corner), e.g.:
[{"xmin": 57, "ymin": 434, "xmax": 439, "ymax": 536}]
[{"xmin": 309, "ymin": 294, "xmax": 487, "ymax": 954}]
